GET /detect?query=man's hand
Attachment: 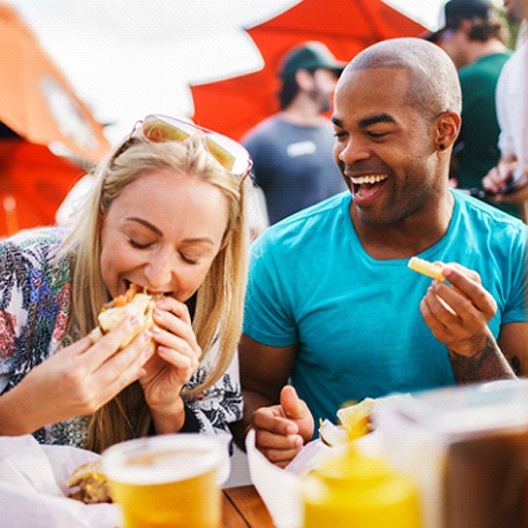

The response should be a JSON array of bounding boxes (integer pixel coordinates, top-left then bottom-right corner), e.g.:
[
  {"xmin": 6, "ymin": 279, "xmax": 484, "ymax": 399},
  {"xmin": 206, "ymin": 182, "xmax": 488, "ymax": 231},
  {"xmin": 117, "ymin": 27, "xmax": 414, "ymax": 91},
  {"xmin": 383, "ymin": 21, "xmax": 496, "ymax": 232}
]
[
  {"xmin": 420, "ymin": 264, "xmax": 496, "ymax": 352},
  {"xmin": 420, "ymin": 264, "xmax": 516, "ymax": 382},
  {"xmin": 251, "ymin": 385, "xmax": 314, "ymax": 468}
]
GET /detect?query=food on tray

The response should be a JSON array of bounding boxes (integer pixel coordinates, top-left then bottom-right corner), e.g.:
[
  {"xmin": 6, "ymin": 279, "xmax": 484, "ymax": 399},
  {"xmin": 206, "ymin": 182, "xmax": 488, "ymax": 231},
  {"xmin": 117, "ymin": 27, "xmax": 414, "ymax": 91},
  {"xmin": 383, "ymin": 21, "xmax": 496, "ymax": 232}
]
[
  {"xmin": 67, "ymin": 460, "xmax": 112, "ymax": 504},
  {"xmin": 89, "ymin": 284, "xmax": 158, "ymax": 349},
  {"xmin": 319, "ymin": 397, "xmax": 376, "ymax": 447},
  {"xmin": 407, "ymin": 256, "xmax": 445, "ymax": 281},
  {"xmin": 318, "ymin": 420, "xmax": 349, "ymax": 447}
]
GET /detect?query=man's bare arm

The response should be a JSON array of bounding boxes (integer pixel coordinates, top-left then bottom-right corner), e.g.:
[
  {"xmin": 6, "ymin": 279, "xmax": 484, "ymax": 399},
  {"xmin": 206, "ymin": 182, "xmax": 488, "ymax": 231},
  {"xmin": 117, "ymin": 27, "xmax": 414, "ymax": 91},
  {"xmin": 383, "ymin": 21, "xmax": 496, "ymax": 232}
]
[
  {"xmin": 448, "ymin": 330, "xmax": 517, "ymax": 383},
  {"xmin": 230, "ymin": 334, "xmax": 296, "ymax": 451}
]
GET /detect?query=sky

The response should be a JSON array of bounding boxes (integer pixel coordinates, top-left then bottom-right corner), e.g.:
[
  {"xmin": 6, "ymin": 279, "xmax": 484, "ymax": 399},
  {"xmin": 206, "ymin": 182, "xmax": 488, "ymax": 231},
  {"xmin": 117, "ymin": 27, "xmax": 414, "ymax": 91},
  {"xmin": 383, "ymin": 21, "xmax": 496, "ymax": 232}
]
[{"xmin": 6, "ymin": 0, "xmax": 482, "ymax": 144}]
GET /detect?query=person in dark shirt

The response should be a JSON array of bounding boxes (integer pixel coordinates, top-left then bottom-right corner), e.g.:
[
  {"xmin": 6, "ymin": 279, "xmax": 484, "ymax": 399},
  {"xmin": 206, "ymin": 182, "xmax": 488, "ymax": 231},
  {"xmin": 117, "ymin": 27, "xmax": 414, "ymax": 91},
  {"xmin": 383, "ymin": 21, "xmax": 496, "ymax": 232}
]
[{"xmin": 242, "ymin": 41, "xmax": 347, "ymax": 225}]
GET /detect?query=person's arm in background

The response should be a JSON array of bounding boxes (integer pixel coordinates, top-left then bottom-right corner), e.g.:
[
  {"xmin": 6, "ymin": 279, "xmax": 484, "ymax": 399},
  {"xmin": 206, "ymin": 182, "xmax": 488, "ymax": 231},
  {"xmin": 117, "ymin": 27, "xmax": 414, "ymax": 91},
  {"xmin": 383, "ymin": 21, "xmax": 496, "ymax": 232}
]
[
  {"xmin": 483, "ymin": 42, "xmax": 528, "ymax": 216},
  {"xmin": 230, "ymin": 335, "xmax": 314, "ymax": 468},
  {"xmin": 483, "ymin": 155, "xmax": 528, "ymax": 206}
]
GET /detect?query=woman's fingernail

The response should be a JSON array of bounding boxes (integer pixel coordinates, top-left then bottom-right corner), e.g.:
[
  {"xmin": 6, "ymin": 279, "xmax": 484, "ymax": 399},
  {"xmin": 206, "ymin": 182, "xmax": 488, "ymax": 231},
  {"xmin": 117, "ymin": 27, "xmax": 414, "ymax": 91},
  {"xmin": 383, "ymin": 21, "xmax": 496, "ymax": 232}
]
[{"xmin": 143, "ymin": 345, "xmax": 154, "ymax": 359}]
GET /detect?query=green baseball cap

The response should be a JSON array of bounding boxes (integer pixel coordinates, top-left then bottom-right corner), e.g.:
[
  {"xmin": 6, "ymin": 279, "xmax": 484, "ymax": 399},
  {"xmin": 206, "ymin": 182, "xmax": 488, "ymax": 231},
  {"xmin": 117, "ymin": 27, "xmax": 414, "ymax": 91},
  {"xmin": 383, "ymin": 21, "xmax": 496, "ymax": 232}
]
[{"xmin": 279, "ymin": 41, "xmax": 346, "ymax": 80}]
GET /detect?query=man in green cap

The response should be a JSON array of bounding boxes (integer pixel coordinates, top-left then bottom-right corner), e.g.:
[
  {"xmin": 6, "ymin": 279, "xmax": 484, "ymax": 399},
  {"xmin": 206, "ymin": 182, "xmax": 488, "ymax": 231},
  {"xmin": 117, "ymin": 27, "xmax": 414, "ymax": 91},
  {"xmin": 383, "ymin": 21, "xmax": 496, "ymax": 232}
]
[{"xmin": 242, "ymin": 41, "xmax": 347, "ymax": 226}]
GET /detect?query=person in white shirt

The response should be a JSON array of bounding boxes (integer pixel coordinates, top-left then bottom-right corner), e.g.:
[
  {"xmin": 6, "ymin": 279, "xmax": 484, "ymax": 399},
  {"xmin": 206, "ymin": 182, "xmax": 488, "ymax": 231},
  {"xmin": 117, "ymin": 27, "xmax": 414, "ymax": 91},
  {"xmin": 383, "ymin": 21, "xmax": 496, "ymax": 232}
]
[{"xmin": 482, "ymin": 0, "xmax": 528, "ymax": 219}]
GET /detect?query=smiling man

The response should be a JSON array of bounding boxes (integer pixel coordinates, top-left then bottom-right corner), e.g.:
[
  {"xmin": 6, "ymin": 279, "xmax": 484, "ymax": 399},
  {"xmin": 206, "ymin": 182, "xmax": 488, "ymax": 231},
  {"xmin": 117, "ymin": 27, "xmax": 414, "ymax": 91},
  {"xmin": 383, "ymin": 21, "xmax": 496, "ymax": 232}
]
[{"xmin": 232, "ymin": 37, "xmax": 528, "ymax": 467}]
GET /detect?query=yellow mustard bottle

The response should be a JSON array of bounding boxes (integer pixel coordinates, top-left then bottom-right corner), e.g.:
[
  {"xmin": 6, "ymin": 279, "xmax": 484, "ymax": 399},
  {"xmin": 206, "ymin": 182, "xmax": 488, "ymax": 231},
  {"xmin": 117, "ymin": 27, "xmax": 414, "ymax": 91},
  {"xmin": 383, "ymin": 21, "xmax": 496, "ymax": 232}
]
[{"xmin": 302, "ymin": 445, "xmax": 421, "ymax": 528}]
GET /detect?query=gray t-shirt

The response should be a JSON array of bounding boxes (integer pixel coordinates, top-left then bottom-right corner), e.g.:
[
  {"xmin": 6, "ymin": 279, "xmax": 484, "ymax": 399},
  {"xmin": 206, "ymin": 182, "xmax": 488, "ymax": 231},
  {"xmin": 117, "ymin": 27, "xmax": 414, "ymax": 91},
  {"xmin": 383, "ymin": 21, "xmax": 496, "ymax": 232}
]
[{"xmin": 243, "ymin": 116, "xmax": 346, "ymax": 224}]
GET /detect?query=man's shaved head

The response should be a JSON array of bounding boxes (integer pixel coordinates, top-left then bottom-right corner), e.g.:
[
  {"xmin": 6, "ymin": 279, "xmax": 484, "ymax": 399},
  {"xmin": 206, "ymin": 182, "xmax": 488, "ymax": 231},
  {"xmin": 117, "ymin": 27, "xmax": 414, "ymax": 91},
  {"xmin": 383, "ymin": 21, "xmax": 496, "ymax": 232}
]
[{"xmin": 340, "ymin": 38, "xmax": 462, "ymax": 120}]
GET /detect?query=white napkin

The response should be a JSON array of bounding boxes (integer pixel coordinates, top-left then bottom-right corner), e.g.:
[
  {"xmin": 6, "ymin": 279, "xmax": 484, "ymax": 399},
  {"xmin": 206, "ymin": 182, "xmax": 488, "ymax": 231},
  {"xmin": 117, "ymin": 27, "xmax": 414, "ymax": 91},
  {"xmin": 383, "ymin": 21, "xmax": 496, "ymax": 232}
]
[
  {"xmin": 244, "ymin": 394, "xmax": 413, "ymax": 528},
  {"xmin": 245, "ymin": 429, "xmax": 303, "ymax": 528},
  {"xmin": 0, "ymin": 435, "xmax": 121, "ymax": 528}
]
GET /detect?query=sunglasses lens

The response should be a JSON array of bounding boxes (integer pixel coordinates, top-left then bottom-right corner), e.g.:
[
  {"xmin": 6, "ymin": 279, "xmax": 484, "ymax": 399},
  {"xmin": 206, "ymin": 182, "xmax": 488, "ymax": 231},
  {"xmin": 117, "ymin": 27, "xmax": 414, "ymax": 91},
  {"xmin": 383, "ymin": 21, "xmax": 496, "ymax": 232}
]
[
  {"xmin": 142, "ymin": 116, "xmax": 192, "ymax": 142},
  {"xmin": 141, "ymin": 115, "xmax": 250, "ymax": 176},
  {"xmin": 205, "ymin": 134, "xmax": 250, "ymax": 175}
]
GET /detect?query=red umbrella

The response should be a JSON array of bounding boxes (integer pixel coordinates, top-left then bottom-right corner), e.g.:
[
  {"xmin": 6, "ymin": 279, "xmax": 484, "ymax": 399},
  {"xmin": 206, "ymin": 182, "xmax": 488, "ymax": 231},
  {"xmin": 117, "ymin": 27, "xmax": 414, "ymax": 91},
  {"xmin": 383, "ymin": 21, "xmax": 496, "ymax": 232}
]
[
  {"xmin": 0, "ymin": 3, "xmax": 112, "ymax": 237},
  {"xmin": 190, "ymin": 0, "xmax": 426, "ymax": 141},
  {"xmin": 0, "ymin": 3, "xmax": 110, "ymax": 163},
  {"xmin": 0, "ymin": 139, "xmax": 84, "ymax": 237}
]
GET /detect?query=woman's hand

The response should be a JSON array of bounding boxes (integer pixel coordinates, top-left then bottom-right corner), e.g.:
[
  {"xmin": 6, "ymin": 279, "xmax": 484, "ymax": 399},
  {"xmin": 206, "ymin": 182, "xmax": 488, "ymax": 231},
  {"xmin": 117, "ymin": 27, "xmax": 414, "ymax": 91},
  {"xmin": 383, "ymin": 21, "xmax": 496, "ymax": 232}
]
[
  {"xmin": 138, "ymin": 296, "xmax": 202, "ymax": 433},
  {"xmin": 0, "ymin": 316, "xmax": 155, "ymax": 436}
]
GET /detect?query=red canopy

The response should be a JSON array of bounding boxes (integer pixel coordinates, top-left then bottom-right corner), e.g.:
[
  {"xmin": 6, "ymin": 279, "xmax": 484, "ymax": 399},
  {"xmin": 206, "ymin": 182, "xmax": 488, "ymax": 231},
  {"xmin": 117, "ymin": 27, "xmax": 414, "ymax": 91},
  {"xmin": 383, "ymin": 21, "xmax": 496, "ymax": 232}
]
[
  {"xmin": 0, "ymin": 3, "xmax": 110, "ymax": 162},
  {"xmin": 191, "ymin": 0, "xmax": 426, "ymax": 141},
  {"xmin": 0, "ymin": 3, "xmax": 111, "ymax": 237},
  {"xmin": 0, "ymin": 140, "xmax": 84, "ymax": 237}
]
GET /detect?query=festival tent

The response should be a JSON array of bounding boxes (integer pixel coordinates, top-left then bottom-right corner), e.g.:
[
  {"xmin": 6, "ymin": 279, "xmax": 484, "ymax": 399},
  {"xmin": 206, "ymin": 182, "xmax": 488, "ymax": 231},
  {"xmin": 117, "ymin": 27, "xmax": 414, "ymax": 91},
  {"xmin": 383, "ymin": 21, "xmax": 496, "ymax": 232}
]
[
  {"xmin": 5, "ymin": 0, "xmax": 442, "ymax": 144},
  {"xmin": 0, "ymin": 3, "xmax": 111, "ymax": 237},
  {"xmin": 190, "ymin": 0, "xmax": 427, "ymax": 141}
]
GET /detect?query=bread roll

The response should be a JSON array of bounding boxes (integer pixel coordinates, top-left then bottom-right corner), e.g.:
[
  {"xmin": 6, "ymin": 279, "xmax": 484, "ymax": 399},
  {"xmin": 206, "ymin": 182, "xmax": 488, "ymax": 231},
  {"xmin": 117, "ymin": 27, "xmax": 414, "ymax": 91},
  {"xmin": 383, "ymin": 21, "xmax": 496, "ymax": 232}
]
[
  {"xmin": 67, "ymin": 460, "xmax": 112, "ymax": 504},
  {"xmin": 89, "ymin": 285, "xmax": 157, "ymax": 349}
]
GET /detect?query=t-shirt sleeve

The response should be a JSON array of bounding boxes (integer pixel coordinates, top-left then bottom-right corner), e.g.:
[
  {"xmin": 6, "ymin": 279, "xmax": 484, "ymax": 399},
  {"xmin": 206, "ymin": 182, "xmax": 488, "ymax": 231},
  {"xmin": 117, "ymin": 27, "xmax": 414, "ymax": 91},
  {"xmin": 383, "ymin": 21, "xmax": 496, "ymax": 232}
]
[
  {"xmin": 522, "ymin": 45, "xmax": 528, "ymax": 167},
  {"xmin": 243, "ymin": 129, "xmax": 273, "ymax": 190},
  {"xmin": 182, "ymin": 335, "xmax": 243, "ymax": 437},
  {"xmin": 242, "ymin": 236, "xmax": 298, "ymax": 347},
  {"xmin": 501, "ymin": 225, "xmax": 528, "ymax": 324}
]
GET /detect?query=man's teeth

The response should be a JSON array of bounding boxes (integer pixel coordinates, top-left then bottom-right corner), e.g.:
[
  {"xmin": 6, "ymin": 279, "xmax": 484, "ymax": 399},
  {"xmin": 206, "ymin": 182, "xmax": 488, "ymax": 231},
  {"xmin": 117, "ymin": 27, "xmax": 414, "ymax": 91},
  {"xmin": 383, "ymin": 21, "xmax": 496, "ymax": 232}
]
[{"xmin": 351, "ymin": 174, "xmax": 388, "ymax": 184}]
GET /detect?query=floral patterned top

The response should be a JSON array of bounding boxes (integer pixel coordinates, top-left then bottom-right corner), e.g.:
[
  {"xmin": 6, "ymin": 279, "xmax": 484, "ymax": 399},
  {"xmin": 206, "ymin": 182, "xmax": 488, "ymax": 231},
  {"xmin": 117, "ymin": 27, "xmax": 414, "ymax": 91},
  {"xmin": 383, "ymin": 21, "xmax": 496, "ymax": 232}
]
[{"xmin": 0, "ymin": 228, "xmax": 242, "ymax": 447}]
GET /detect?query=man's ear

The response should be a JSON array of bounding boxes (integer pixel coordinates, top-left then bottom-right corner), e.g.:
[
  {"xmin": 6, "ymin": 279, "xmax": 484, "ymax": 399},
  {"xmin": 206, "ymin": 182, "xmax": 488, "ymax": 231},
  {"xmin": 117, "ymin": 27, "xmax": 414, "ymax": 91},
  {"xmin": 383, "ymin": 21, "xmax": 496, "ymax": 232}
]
[
  {"xmin": 295, "ymin": 69, "xmax": 315, "ymax": 91},
  {"xmin": 433, "ymin": 110, "xmax": 461, "ymax": 152},
  {"xmin": 459, "ymin": 19, "xmax": 472, "ymax": 36}
]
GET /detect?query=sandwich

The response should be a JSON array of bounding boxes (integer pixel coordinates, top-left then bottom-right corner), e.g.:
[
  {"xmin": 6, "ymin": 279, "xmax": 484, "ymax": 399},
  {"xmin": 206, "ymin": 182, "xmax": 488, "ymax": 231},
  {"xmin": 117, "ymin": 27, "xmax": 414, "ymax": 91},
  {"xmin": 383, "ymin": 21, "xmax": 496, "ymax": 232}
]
[
  {"xmin": 89, "ymin": 284, "xmax": 157, "ymax": 349},
  {"xmin": 67, "ymin": 460, "xmax": 112, "ymax": 504}
]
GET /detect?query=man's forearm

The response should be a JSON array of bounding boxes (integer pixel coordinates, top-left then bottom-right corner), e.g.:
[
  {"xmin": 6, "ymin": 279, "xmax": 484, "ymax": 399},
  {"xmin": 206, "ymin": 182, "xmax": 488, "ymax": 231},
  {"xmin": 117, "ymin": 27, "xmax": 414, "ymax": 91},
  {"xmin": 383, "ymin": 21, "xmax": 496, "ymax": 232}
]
[{"xmin": 448, "ymin": 333, "xmax": 517, "ymax": 383}]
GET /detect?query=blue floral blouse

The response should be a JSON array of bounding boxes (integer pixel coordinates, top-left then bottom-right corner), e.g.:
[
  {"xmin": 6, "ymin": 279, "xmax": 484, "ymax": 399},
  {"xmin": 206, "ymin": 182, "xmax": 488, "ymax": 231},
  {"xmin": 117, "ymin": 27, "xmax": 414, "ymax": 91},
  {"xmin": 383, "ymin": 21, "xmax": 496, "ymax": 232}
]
[{"xmin": 0, "ymin": 228, "xmax": 242, "ymax": 447}]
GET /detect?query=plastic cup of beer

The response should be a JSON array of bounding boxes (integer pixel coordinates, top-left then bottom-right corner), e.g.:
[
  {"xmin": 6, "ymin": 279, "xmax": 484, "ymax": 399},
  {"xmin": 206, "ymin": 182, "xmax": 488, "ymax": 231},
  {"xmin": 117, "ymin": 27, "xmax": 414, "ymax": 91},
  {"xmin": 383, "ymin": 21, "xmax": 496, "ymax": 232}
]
[{"xmin": 102, "ymin": 434, "xmax": 230, "ymax": 528}]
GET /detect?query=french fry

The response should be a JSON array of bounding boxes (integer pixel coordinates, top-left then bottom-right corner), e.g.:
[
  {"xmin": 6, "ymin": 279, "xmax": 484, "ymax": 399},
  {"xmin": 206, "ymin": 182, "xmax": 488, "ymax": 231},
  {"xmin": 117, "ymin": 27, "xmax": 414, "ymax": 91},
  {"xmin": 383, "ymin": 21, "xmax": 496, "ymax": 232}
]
[{"xmin": 408, "ymin": 256, "xmax": 445, "ymax": 281}]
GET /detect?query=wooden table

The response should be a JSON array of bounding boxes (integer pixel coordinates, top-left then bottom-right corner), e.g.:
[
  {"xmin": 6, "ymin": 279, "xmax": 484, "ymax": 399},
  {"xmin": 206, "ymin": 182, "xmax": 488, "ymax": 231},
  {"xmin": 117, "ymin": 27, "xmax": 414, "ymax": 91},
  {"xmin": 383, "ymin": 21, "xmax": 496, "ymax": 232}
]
[{"xmin": 222, "ymin": 485, "xmax": 277, "ymax": 527}]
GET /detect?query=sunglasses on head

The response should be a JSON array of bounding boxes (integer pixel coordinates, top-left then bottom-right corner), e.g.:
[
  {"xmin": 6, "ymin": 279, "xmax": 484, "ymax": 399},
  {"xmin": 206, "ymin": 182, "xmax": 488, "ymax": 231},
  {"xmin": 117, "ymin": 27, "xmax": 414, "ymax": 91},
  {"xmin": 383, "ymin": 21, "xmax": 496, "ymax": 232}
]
[{"xmin": 125, "ymin": 114, "xmax": 252, "ymax": 178}]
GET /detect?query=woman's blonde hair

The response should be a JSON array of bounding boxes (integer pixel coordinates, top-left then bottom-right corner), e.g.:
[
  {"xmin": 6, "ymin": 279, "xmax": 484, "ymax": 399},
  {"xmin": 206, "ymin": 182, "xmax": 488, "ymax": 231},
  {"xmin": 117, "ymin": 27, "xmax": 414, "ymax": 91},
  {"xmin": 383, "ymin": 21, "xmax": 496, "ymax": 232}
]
[{"xmin": 61, "ymin": 132, "xmax": 249, "ymax": 452}]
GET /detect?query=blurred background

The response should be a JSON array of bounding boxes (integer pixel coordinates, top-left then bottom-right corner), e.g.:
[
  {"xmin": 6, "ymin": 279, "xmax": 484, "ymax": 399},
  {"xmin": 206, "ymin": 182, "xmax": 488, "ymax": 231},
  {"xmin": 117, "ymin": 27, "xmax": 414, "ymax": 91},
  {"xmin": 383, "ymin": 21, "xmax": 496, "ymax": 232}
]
[
  {"xmin": 0, "ymin": 0, "xmax": 508, "ymax": 238},
  {"xmin": 6, "ymin": 0, "xmax": 448, "ymax": 143}
]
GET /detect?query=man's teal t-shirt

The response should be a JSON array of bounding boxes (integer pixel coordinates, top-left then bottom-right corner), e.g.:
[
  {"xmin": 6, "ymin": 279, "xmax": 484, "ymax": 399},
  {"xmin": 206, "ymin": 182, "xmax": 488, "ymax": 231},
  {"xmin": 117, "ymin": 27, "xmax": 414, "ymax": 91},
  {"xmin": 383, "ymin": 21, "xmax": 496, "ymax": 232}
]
[{"xmin": 243, "ymin": 191, "xmax": 528, "ymax": 427}]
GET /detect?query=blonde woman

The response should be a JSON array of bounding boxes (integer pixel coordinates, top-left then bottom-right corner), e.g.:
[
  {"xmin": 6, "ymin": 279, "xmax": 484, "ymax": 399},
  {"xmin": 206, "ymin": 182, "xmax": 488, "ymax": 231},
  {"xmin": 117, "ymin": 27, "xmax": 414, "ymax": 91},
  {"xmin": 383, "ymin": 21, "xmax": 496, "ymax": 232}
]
[{"xmin": 0, "ymin": 115, "xmax": 251, "ymax": 453}]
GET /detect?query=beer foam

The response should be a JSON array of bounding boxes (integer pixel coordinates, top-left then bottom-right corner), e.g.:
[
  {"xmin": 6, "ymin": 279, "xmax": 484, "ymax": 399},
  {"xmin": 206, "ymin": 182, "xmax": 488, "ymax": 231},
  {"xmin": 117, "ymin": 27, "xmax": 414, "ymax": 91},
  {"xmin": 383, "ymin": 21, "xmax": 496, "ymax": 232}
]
[{"xmin": 102, "ymin": 436, "xmax": 226, "ymax": 485}]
